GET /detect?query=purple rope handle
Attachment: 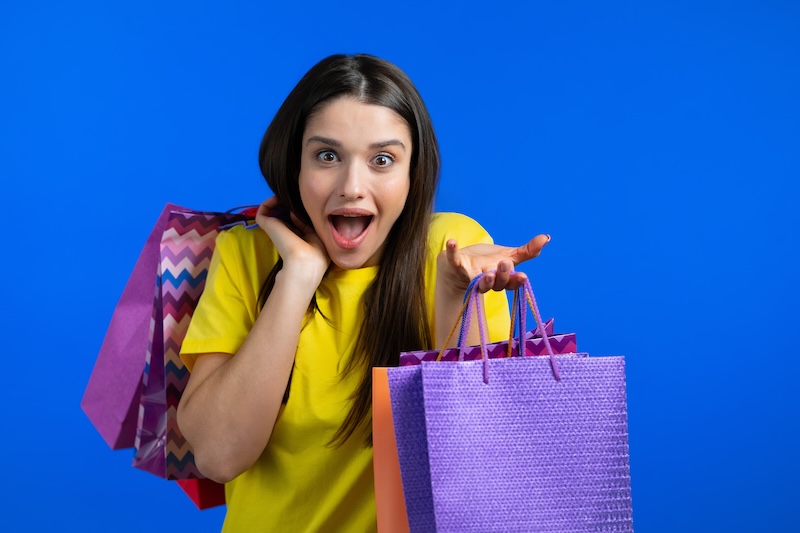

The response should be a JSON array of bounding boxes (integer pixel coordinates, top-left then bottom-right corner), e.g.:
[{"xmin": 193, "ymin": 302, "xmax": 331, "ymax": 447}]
[
  {"xmin": 457, "ymin": 271, "xmax": 562, "ymax": 383},
  {"xmin": 457, "ymin": 276, "xmax": 491, "ymax": 383},
  {"xmin": 520, "ymin": 277, "xmax": 561, "ymax": 381},
  {"xmin": 457, "ymin": 275, "xmax": 484, "ymax": 346},
  {"xmin": 457, "ymin": 276, "xmax": 481, "ymax": 362}
]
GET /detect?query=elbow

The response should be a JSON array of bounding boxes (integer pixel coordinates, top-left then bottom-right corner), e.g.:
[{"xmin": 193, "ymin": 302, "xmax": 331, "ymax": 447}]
[
  {"xmin": 177, "ymin": 396, "xmax": 267, "ymax": 484},
  {"xmin": 192, "ymin": 443, "xmax": 263, "ymax": 484},
  {"xmin": 186, "ymin": 434, "xmax": 252, "ymax": 484},
  {"xmin": 192, "ymin": 452, "xmax": 242, "ymax": 485},
  {"xmin": 177, "ymin": 408, "xmax": 245, "ymax": 484}
]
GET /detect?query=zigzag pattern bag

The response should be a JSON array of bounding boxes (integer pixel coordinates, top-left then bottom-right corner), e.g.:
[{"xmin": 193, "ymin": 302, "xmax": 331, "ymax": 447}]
[{"xmin": 84, "ymin": 203, "xmax": 256, "ymax": 509}]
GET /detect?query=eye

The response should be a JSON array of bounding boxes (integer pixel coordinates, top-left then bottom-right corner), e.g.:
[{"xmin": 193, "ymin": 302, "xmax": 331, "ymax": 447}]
[
  {"xmin": 372, "ymin": 153, "xmax": 394, "ymax": 167},
  {"xmin": 316, "ymin": 150, "xmax": 339, "ymax": 163}
]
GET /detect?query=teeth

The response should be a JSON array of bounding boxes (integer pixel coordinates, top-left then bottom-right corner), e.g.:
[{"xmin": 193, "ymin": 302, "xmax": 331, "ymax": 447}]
[{"xmin": 343, "ymin": 214, "xmax": 361, "ymax": 217}]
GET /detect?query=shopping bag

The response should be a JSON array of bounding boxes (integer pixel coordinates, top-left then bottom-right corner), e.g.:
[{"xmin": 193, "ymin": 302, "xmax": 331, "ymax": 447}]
[
  {"xmin": 387, "ymin": 276, "xmax": 633, "ymax": 532},
  {"xmin": 82, "ymin": 205, "xmax": 180, "ymax": 449},
  {"xmin": 83, "ymin": 203, "xmax": 255, "ymax": 510},
  {"xmin": 132, "ymin": 206, "xmax": 258, "ymax": 508},
  {"xmin": 399, "ymin": 318, "xmax": 577, "ymax": 365},
  {"xmin": 373, "ymin": 367, "xmax": 411, "ymax": 533},
  {"xmin": 176, "ymin": 478, "xmax": 227, "ymax": 511},
  {"xmin": 132, "ymin": 209, "xmax": 233, "ymax": 477},
  {"xmin": 375, "ymin": 282, "xmax": 583, "ymax": 532}
]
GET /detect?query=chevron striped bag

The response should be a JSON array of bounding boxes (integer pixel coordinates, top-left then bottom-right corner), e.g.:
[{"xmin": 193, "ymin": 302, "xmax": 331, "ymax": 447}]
[
  {"xmin": 130, "ymin": 204, "xmax": 259, "ymax": 509},
  {"xmin": 83, "ymin": 203, "xmax": 256, "ymax": 510}
]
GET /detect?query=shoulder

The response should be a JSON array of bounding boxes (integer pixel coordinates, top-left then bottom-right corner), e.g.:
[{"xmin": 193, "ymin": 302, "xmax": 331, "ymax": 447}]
[
  {"xmin": 428, "ymin": 212, "xmax": 494, "ymax": 252},
  {"xmin": 212, "ymin": 224, "xmax": 280, "ymax": 283},
  {"xmin": 216, "ymin": 224, "xmax": 276, "ymax": 259}
]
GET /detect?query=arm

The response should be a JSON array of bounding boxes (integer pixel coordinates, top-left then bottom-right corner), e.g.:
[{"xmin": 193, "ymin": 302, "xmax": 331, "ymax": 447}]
[
  {"xmin": 435, "ymin": 234, "xmax": 550, "ymax": 348},
  {"xmin": 177, "ymin": 198, "xmax": 329, "ymax": 483}
]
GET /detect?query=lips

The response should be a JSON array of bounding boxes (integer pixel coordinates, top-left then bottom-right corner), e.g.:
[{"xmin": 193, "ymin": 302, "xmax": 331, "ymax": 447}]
[{"xmin": 329, "ymin": 211, "xmax": 374, "ymax": 249}]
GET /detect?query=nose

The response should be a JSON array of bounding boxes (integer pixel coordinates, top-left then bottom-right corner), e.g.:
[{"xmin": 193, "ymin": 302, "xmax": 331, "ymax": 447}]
[{"xmin": 338, "ymin": 161, "xmax": 366, "ymax": 200}]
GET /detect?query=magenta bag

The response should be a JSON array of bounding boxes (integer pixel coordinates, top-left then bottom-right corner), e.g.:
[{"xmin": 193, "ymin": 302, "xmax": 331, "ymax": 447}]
[
  {"xmin": 388, "ymin": 276, "xmax": 633, "ymax": 532},
  {"xmin": 82, "ymin": 204, "xmax": 186, "ymax": 449},
  {"xmin": 82, "ymin": 203, "xmax": 254, "ymax": 509},
  {"xmin": 399, "ymin": 318, "xmax": 576, "ymax": 365}
]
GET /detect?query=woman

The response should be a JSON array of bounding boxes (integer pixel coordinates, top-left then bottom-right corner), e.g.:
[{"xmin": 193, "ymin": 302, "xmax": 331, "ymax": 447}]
[{"xmin": 177, "ymin": 53, "xmax": 548, "ymax": 531}]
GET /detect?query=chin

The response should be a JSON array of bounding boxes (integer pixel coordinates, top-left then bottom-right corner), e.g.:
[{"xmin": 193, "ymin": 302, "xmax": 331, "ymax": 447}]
[
  {"xmin": 330, "ymin": 256, "xmax": 369, "ymax": 270},
  {"xmin": 328, "ymin": 248, "xmax": 379, "ymax": 270}
]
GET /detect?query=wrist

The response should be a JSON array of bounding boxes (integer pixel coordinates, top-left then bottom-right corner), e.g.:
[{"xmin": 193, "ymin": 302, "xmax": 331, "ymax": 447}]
[
  {"xmin": 275, "ymin": 263, "xmax": 325, "ymax": 297},
  {"xmin": 435, "ymin": 275, "xmax": 469, "ymax": 305}
]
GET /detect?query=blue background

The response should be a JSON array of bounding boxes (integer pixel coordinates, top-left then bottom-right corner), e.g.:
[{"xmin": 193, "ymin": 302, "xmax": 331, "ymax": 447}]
[{"xmin": 2, "ymin": 1, "xmax": 798, "ymax": 531}]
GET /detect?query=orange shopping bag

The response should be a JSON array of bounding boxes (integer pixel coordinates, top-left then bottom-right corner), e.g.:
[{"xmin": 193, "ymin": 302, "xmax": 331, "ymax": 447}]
[{"xmin": 373, "ymin": 367, "xmax": 410, "ymax": 533}]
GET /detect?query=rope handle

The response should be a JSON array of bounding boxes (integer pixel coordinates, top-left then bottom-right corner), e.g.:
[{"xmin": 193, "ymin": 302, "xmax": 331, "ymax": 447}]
[{"xmin": 435, "ymin": 271, "xmax": 561, "ymax": 383}]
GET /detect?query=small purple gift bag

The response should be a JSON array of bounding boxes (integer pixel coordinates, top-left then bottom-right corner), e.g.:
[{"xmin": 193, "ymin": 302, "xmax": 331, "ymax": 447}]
[{"xmin": 387, "ymin": 275, "xmax": 632, "ymax": 532}]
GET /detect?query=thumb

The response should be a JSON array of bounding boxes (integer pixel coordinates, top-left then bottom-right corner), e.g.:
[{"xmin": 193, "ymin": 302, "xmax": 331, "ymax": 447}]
[{"xmin": 513, "ymin": 234, "xmax": 551, "ymax": 264}]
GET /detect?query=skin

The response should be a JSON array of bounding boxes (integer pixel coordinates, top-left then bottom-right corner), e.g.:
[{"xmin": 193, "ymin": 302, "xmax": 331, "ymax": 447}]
[
  {"xmin": 298, "ymin": 97, "xmax": 412, "ymax": 271},
  {"xmin": 176, "ymin": 97, "xmax": 549, "ymax": 483}
]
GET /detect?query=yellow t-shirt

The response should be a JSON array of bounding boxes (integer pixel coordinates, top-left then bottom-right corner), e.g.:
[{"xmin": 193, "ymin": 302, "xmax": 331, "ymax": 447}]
[{"xmin": 181, "ymin": 212, "xmax": 511, "ymax": 532}]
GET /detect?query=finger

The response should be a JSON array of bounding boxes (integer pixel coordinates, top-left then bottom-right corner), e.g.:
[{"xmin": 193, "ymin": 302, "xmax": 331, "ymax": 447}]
[
  {"xmin": 255, "ymin": 197, "xmax": 279, "ymax": 224},
  {"xmin": 289, "ymin": 211, "xmax": 313, "ymax": 234},
  {"xmin": 445, "ymin": 239, "xmax": 460, "ymax": 267},
  {"xmin": 479, "ymin": 270, "xmax": 496, "ymax": 293},
  {"xmin": 512, "ymin": 234, "xmax": 551, "ymax": 264},
  {"xmin": 258, "ymin": 196, "xmax": 280, "ymax": 214},
  {"xmin": 492, "ymin": 260, "xmax": 512, "ymax": 291},
  {"xmin": 256, "ymin": 197, "xmax": 299, "ymax": 238},
  {"xmin": 503, "ymin": 271, "xmax": 528, "ymax": 291}
]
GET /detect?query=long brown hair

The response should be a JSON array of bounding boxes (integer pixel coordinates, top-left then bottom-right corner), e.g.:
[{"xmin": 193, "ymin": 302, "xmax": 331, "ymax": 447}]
[{"xmin": 258, "ymin": 54, "xmax": 440, "ymax": 445}]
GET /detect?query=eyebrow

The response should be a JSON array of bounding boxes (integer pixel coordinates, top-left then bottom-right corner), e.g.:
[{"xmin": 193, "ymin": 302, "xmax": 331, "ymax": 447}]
[{"xmin": 305, "ymin": 136, "xmax": 407, "ymax": 151}]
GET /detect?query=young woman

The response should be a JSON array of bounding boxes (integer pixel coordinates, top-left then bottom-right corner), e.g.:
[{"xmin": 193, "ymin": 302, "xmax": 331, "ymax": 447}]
[{"xmin": 177, "ymin": 53, "xmax": 549, "ymax": 531}]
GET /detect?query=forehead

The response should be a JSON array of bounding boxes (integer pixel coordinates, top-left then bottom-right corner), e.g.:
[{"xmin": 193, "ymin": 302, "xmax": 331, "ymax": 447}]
[{"xmin": 303, "ymin": 97, "xmax": 411, "ymax": 143}]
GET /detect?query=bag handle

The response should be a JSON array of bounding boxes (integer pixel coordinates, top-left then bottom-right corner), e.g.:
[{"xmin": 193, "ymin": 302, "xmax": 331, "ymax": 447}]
[
  {"xmin": 456, "ymin": 274, "xmax": 546, "ymax": 358},
  {"xmin": 437, "ymin": 272, "xmax": 561, "ymax": 384},
  {"xmin": 220, "ymin": 204, "xmax": 294, "ymax": 230},
  {"xmin": 218, "ymin": 204, "xmax": 260, "ymax": 230},
  {"xmin": 518, "ymin": 277, "xmax": 561, "ymax": 380},
  {"xmin": 437, "ymin": 271, "xmax": 527, "ymax": 363}
]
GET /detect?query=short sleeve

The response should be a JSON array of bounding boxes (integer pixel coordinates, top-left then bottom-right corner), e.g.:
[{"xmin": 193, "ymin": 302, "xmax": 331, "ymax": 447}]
[
  {"xmin": 426, "ymin": 213, "xmax": 512, "ymax": 344},
  {"xmin": 180, "ymin": 229, "xmax": 260, "ymax": 372}
]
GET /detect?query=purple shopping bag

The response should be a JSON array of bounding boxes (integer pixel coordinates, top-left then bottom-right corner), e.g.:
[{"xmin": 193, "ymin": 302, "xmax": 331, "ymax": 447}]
[
  {"xmin": 388, "ymin": 277, "xmax": 632, "ymax": 532},
  {"xmin": 81, "ymin": 204, "xmax": 187, "ymax": 449}
]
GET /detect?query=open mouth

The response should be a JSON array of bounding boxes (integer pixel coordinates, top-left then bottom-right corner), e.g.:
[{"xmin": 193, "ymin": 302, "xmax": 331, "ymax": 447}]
[{"xmin": 329, "ymin": 214, "xmax": 374, "ymax": 248}]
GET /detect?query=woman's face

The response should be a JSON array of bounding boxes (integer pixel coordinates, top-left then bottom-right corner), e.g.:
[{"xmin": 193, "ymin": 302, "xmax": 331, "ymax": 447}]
[{"xmin": 298, "ymin": 97, "xmax": 412, "ymax": 270}]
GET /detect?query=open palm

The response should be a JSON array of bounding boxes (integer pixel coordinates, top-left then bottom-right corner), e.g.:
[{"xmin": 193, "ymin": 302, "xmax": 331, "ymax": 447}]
[{"xmin": 438, "ymin": 234, "xmax": 550, "ymax": 295}]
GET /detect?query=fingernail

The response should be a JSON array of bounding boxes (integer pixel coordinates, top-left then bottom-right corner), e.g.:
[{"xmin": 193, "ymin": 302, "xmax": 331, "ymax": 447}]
[{"xmin": 546, "ymin": 234, "xmax": 551, "ymax": 242}]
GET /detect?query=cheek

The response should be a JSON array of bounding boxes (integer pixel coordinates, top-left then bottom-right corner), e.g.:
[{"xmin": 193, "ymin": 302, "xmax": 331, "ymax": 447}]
[
  {"xmin": 376, "ymin": 179, "xmax": 409, "ymax": 214},
  {"xmin": 393, "ymin": 175, "xmax": 412, "ymax": 214},
  {"xmin": 298, "ymin": 175, "xmax": 320, "ymax": 211}
]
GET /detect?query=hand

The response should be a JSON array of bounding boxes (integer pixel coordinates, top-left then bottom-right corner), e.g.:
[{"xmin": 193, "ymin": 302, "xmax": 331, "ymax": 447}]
[
  {"xmin": 437, "ymin": 234, "xmax": 550, "ymax": 296},
  {"xmin": 255, "ymin": 197, "xmax": 330, "ymax": 285}
]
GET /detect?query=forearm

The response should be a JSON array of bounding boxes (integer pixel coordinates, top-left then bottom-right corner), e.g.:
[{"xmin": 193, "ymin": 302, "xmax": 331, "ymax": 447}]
[{"xmin": 177, "ymin": 269, "xmax": 315, "ymax": 483}]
